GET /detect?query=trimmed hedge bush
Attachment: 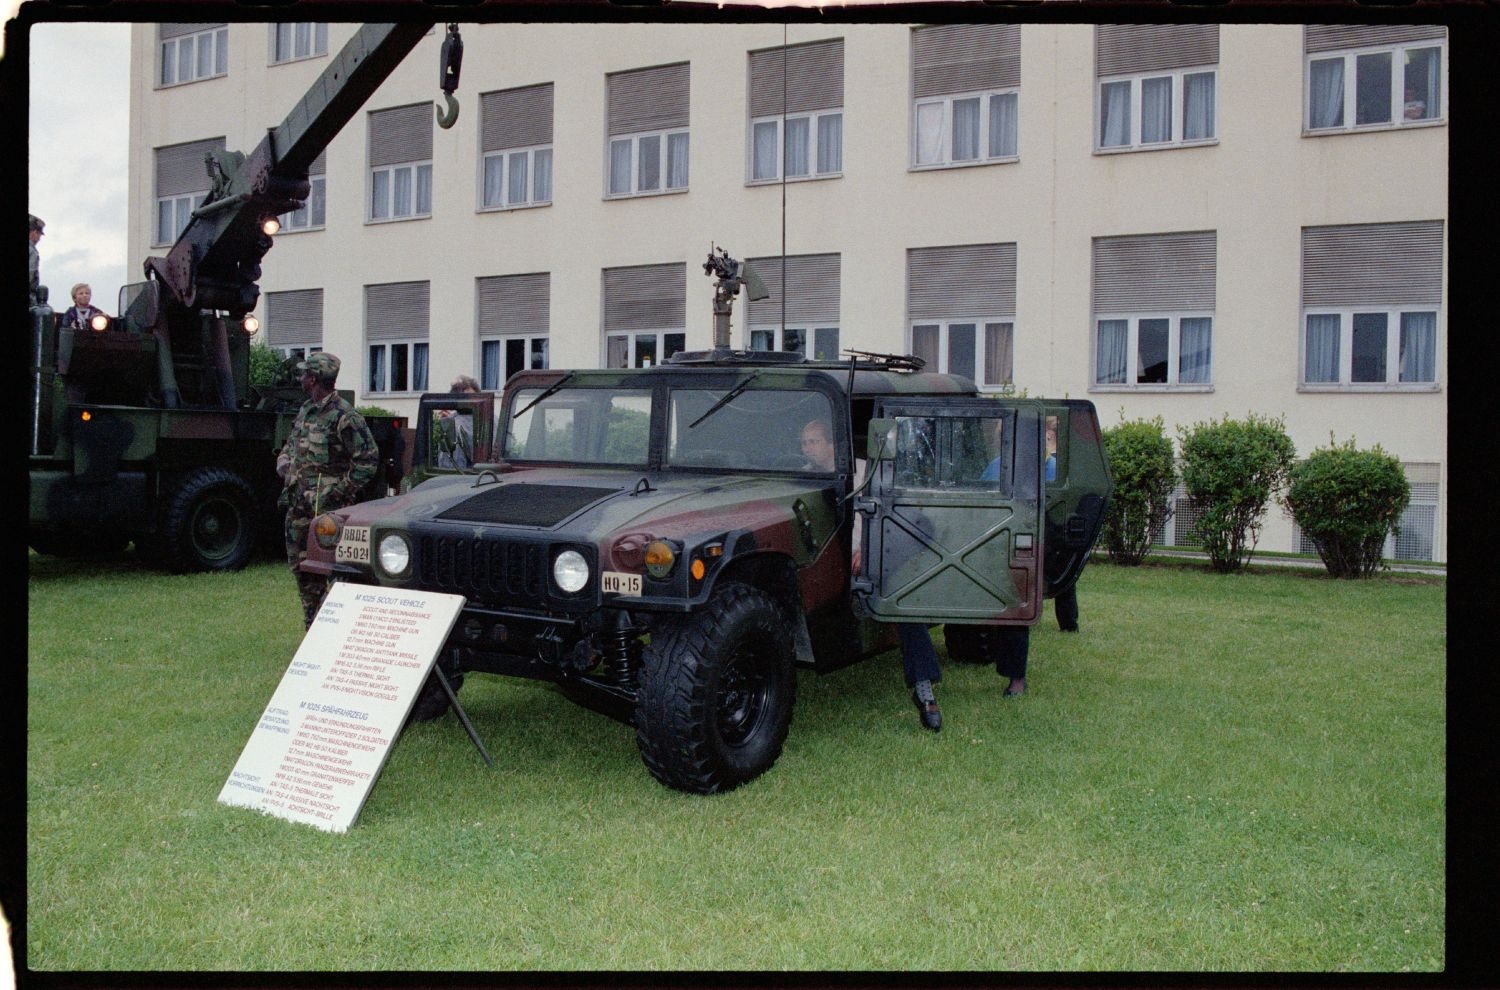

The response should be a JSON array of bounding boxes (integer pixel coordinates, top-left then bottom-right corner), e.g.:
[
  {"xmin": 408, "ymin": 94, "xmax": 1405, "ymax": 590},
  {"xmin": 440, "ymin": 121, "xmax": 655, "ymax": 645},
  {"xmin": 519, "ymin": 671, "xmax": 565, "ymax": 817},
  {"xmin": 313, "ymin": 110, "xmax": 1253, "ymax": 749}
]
[
  {"xmin": 249, "ymin": 342, "xmax": 299, "ymax": 389},
  {"xmin": 1179, "ymin": 413, "xmax": 1296, "ymax": 573},
  {"xmin": 1285, "ymin": 439, "xmax": 1410, "ymax": 578},
  {"xmin": 1101, "ymin": 416, "xmax": 1176, "ymax": 565}
]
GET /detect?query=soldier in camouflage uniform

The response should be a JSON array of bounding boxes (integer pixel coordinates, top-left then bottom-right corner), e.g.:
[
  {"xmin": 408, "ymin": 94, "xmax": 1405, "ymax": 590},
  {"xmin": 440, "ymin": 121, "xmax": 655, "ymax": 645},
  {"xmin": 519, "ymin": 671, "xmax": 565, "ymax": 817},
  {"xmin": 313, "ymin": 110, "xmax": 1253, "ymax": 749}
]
[{"xmin": 276, "ymin": 352, "xmax": 379, "ymax": 627}]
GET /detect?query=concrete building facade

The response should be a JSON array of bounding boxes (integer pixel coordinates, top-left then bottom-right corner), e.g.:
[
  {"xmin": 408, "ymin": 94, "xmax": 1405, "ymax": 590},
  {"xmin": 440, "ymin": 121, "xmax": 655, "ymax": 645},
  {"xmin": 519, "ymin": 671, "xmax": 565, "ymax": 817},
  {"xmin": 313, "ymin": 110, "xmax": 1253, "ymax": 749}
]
[{"xmin": 126, "ymin": 20, "xmax": 1448, "ymax": 561}]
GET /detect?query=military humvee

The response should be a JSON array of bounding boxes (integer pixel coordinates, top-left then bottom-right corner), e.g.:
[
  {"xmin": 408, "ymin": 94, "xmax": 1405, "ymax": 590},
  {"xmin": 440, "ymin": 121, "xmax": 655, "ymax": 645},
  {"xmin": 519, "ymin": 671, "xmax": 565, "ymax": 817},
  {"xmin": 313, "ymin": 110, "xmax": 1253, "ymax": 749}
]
[{"xmin": 298, "ymin": 345, "xmax": 1110, "ymax": 794}]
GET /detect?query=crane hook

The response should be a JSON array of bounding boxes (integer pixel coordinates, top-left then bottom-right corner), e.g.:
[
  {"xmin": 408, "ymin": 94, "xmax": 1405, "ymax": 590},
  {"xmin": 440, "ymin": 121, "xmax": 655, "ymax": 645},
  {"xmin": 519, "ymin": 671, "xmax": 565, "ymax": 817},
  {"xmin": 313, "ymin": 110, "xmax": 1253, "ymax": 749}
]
[{"xmin": 437, "ymin": 93, "xmax": 460, "ymax": 129}]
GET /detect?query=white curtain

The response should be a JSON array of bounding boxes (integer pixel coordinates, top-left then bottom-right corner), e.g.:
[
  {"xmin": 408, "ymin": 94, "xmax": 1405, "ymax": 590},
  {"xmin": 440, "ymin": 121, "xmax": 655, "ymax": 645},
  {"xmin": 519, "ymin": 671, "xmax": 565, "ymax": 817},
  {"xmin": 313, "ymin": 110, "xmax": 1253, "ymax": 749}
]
[
  {"xmin": 1184, "ymin": 72, "xmax": 1215, "ymax": 140},
  {"xmin": 608, "ymin": 139, "xmax": 632, "ymax": 194},
  {"xmin": 1141, "ymin": 77, "xmax": 1172, "ymax": 143},
  {"xmin": 669, "ymin": 132, "xmax": 690, "ymax": 188},
  {"xmin": 952, "ymin": 98, "xmax": 980, "ymax": 160},
  {"xmin": 606, "ymin": 335, "xmax": 629, "ymax": 369},
  {"xmin": 989, "ymin": 93, "xmax": 1017, "ymax": 157},
  {"xmin": 817, "ymin": 113, "xmax": 842, "ymax": 174},
  {"xmin": 984, "ymin": 322, "xmax": 1014, "ymax": 385},
  {"xmin": 535, "ymin": 148, "xmax": 552, "ymax": 202},
  {"xmin": 1100, "ymin": 81, "xmax": 1130, "ymax": 147},
  {"xmin": 413, "ymin": 342, "xmax": 429, "ymax": 391},
  {"xmin": 912, "ymin": 325, "xmax": 939, "ymax": 369},
  {"xmin": 508, "ymin": 151, "xmax": 528, "ymax": 204},
  {"xmin": 393, "ymin": 167, "xmax": 412, "ymax": 217},
  {"xmin": 784, "ymin": 118, "xmax": 809, "ymax": 176},
  {"xmin": 753, "ymin": 122, "xmax": 778, "ymax": 179},
  {"xmin": 1399, "ymin": 311, "xmax": 1437, "ymax": 382},
  {"xmin": 1096, "ymin": 319, "xmax": 1127, "ymax": 383},
  {"xmin": 367, "ymin": 345, "xmax": 386, "ymax": 393},
  {"xmin": 1179, "ymin": 317, "xmax": 1212, "ymax": 383},
  {"xmin": 915, "ymin": 102, "xmax": 944, "ymax": 164},
  {"xmin": 481, "ymin": 340, "xmax": 500, "ymax": 389},
  {"xmin": 1309, "ymin": 59, "xmax": 1344, "ymax": 128},
  {"xmin": 1304, "ymin": 313, "xmax": 1340, "ymax": 383},
  {"xmin": 483, "ymin": 155, "xmax": 503, "ymax": 206},
  {"xmin": 637, "ymin": 135, "xmax": 661, "ymax": 191}
]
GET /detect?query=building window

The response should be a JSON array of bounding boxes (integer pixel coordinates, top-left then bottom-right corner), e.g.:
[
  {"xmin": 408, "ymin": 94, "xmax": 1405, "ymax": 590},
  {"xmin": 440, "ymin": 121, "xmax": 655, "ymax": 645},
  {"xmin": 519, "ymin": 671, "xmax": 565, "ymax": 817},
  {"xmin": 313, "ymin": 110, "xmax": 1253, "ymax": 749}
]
[
  {"xmin": 270, "ymin": 23, "xmax": 327, "ymax": 65},
  {"xmin": 365, "ymin": 281, "xmax": 430, "ymax": 394},
  {"xmin": 1093, "ymin": 315, "xmax": 1213, "ymax": 386},
  {"xmin": 1304, "ymin": 26, "xmax": 1445, "ymax": 132},
  {"xmin": 748, "ymin": 39, "xmax": 844, "ymax": 182},
  {"xmin": 1300, "ymin": 221, "xmax": 1442, "ymax": 390},
  {"xmin": 263, "ymin": 288, "xmax": 323, "ymax": 360},
  {"xmin": 1095, "ymin": 25, "xmax": 1218, "ymax": 152},
  {"xmin": 368, "ymin": 104, "xmax": 434, "ymax": 222},
  {"xmin": 480, "ymin": 84, "xmax": 554, "ymax": 210},
  {"xmin": 153, "ymin": 138, "xmax": 225, "ymax": 246},
  {"xmin": 278, "ymin": 151, "xmax": 326, "ymax": 232},
  {"xmin": 602, "ymin": 263, "xmax": 686, "ymax": 366},
  {"xmin": 606, "ymin": 64, "xmax": 690, "ymax": 198},
  {"xmin": 159, "ymin": 24, "xmax": 228, "ymax": 87},
  {"xmin": 911, "ymin": 25, "xmax": 1020, "ymax": 168},
  {"xmin": 477, "ymin": 272, "xmax": 551, "ymax": 389},
  {"xmin": 745, "ymin": 254, "xmax": 841, "ymax": 358},
  {"xmin": 907, "ymin": 244, "xmax": 1017, "ymax": 390},
  {"xmin": 1091, "ymin": 231, "xmax": 1216, "ymax": 390}
]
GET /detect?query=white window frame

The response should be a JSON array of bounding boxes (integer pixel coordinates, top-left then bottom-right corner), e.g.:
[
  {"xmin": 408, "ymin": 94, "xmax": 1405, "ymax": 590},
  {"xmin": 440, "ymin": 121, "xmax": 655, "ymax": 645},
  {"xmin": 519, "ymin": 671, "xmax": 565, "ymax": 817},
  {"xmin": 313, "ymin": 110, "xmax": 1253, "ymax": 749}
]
[
  {"xmin": 481, "ymin": 335, "xmax": 550, "ymax": 390},
  {"xmin": 604, "ymin": 330, "xmax": 686, "ymax": 368},
  {"xmin": 369, "ymin": 161, "xmax": 433, "ymax": 222},
  {"xmin": 1096, "ymin": 67, "xmax": 1217, "ymax": 152},
  {"xmin": 910, "ymin": 319, "xmax": 1015, "ymax": 391},
  {"xmin": 367, "ymin": 340, "xmax": 430, "ymax": 395},
  {"xmin": 606, "ymin": 129, "xmax": 690, "ymax": 198},
  {"xmin": 480, "ymin": 145, "xmax": 554, "ymax": 210},
  {"xmin": 155, "ymin": 192, "xmax": 207, "ymax": 246},
  {"xmin": 748, "ymin": 111, "xmax": 844, "ymax": 182},
  {"xmin": 1298, "ymin": 307, "xmax": 1440, "ymax": 391},
  {"xmin": 269, "ymin": 23, "xmax": 328, "ymax": 65},
  {"xmin": 748, "ymin": 325, "xmax": 841, "ymax": 360},
  {"xmin": 160, "ymin": 27, "xmax": 228, "ymax": 87},
  {"xmin": 911, "ymin": 90, "xmax": 1018, "ymax": 169},
  {"xmin": 271, "ymin": 344, "xmax": 321, "ymax": 363},
  {"xmin": 278, "ymin": 175, "xmax": 326, "ymax": 233},
  {"xmin": 1090, "ymin": 312, "xmax": 1215, "ymax": 390},
  {"xmin": 1304, "ymin": 40, "xmax": 1445, "ymax": 133}
]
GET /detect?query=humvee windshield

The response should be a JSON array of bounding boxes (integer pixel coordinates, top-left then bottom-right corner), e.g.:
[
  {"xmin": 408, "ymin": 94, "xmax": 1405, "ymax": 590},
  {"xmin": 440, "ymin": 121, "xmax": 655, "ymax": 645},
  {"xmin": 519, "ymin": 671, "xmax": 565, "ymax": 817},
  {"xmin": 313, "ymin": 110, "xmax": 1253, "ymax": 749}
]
[
  {"xmin": 668, "ymin": 387, "xmax": 836, "ymax": 473},
  {"xmin": 504, "ymin": 387, "xmax": 652, "ymax": 465}
]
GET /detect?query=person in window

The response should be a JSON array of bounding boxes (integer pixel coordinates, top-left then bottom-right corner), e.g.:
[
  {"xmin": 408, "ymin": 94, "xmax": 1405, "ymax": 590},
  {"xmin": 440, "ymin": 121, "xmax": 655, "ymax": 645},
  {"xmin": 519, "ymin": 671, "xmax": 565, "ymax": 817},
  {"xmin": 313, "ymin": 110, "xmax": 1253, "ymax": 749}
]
[
  {"xmin": 434, "ymin": 375, "xmax": 481, "ymax": 469},
  {"xmin": 60, "ymin": 283, "xmax": 107, "ymax": 330},
  {"xmin": 805, "ymin": 416, "xmax": 945, "ymax": 731}
]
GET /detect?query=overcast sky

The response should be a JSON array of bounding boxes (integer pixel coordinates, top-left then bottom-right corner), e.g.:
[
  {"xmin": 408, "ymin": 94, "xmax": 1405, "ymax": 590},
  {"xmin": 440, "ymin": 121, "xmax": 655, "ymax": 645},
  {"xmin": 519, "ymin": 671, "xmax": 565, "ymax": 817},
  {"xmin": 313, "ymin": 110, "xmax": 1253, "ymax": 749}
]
[{"xmin": 25, "ymin": 19, "xmax": 131, "ymax": 313}]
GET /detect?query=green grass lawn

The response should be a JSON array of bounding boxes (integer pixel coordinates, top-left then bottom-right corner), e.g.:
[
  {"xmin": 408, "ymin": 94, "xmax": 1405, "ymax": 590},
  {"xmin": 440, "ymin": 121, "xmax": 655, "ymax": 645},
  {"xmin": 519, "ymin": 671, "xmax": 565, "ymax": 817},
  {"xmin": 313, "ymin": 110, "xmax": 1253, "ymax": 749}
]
[{"xmin": 26, "ymin": 553, "xmax": 1445, "ymax": 971}]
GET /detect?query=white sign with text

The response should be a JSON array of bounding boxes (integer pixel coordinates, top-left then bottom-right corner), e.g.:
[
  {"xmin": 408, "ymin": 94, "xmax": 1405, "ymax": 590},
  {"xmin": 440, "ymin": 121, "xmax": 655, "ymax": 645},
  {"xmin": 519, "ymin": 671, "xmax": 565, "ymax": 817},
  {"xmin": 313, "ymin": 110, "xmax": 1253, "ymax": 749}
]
[{"xmin": 217, "ymin": 583, "xmax": 466, "ymax": 833}]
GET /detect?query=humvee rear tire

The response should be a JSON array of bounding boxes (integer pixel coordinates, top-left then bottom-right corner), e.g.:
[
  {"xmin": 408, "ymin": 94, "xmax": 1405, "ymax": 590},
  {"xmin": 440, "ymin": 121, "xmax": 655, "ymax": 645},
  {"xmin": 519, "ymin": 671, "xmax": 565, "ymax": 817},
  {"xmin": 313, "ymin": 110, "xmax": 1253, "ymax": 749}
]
[
  {"xmin": 159, "ymin": 467, "xmax": 258, "ymax": 573},
  {"xmin": 635, "ymin": 582, "xmax": 795, "ymax": 794}
]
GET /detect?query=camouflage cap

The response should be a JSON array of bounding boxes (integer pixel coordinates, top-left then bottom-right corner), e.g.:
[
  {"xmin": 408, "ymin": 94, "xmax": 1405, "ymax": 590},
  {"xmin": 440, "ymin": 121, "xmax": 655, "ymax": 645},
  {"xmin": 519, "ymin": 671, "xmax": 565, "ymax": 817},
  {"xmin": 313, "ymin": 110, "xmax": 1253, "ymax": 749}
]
[{"xmin": 296, "ymin": 352, "xmax": 341, "ymax": 380}]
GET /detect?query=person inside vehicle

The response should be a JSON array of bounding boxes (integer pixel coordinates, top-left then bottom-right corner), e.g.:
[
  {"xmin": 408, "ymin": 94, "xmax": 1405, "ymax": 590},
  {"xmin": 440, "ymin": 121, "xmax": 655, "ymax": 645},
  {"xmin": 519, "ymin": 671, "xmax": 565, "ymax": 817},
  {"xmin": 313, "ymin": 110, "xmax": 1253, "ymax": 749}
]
[
  {"xmin": 804, "ymin": 416, "xmax": 945, "ymax": 732},
  {"xmin": 60, "ymin": 283, "xmax": 107, "ymax": 329},
  {"xmin": 434, "ymin": 375, "xmax": 481, "ymax": 469}
]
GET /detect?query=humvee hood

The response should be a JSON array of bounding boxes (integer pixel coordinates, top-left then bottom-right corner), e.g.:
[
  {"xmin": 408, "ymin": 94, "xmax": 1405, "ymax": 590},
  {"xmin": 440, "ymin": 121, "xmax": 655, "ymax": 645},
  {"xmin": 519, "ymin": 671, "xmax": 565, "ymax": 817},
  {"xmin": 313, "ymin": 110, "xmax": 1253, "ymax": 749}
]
[{"xmin": 435, "ymin": 482, "xmax": 625, "ymax": 528}]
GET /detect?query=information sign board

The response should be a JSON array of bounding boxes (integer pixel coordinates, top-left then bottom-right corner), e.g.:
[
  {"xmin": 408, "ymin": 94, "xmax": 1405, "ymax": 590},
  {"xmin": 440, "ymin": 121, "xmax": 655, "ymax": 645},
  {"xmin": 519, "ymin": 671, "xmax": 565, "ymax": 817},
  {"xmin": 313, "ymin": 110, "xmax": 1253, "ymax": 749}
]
[{"xmin": 218, "ymin": 583, "xmax": 466, "ymax": 832}]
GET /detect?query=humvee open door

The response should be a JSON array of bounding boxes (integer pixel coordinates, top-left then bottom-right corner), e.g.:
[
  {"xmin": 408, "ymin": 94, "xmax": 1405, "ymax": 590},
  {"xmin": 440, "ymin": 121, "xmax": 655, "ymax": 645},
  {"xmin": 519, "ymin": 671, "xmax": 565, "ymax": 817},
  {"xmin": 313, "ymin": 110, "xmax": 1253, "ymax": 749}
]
[
  {"xmin": 854, "ymin": 399, "xmax": 1046, "ymax": 625},
  {"xmin": 407, "ymin": 391, "xmax": 496, "ymax": 488}
]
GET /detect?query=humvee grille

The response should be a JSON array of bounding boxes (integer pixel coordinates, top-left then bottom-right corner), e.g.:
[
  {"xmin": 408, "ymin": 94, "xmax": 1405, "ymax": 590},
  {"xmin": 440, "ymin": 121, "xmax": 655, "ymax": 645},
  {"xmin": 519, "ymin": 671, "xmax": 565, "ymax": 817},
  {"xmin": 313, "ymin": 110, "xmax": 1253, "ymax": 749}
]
[{"xmin": 414, "ymin": 532, "xmax": 547, "ymax": 608}]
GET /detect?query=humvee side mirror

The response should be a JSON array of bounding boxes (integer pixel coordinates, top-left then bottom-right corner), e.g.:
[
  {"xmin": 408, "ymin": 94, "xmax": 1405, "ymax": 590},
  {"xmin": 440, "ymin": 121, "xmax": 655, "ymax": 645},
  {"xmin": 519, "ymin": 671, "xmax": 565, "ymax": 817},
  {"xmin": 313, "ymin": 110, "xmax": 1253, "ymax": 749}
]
[{"xmin": 866, "ymin": 419, "xmax": 897, "ymax": 461}]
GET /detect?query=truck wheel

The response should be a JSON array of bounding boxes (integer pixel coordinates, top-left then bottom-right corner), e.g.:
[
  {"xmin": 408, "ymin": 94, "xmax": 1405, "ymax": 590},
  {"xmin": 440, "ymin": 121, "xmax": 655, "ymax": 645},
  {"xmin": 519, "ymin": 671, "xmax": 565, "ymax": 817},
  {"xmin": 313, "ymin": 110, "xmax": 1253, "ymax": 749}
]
[
  {"xmin": 634, "ymin": 582, "xmax": 795, "ymax": 794},
  {"xmin": 405, "ymin": 669, "xmax": 465, "ymax": 725},
  {"xmin": 159, "ymin": 468, "xmax": 258, "ymax": 573},
  {"xmin": 942, "ymin": 624, "xmax": 991, "ymax": 664}
]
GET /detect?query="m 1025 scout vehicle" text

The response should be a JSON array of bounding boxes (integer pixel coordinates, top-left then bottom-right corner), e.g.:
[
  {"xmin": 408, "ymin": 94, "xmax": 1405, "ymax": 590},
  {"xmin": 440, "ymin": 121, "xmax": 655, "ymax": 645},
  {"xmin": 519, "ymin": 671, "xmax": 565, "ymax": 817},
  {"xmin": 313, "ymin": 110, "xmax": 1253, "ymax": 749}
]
[{"xmin": 298, "ymin": 253, "xmax": 1111, "ymax": 794}]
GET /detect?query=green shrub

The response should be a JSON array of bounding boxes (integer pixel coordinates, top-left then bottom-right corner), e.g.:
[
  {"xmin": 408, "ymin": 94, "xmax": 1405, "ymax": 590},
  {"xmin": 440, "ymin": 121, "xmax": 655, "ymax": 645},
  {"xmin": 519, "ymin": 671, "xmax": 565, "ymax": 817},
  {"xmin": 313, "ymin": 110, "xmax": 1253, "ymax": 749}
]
[
  {"xmin": 249, "ymin": 343, "xmax": 298, "ymax": 390},
  {"xmin": 1179, "ymin": 413, "xmax": 1296, "ymax": 573},
  {"xmin": 356, "ymin": 405, "xmax": 399, "ymax": 418},
  {"xmin": 1101, "ymin": 416, "xmax": 1176, "ymax": 566},
  {"xmin": 1285, "ymin": 439, "xmax": 1410, "ymax": 578}
]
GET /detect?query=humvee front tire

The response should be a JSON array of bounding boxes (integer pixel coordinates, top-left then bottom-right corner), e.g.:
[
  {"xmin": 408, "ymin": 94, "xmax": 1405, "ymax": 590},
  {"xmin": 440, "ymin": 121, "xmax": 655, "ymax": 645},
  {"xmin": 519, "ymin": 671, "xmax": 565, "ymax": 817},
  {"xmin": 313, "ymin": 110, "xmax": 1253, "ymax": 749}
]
[
  {"xmin": 159, "ymin": 467, "xmax": 258, "ymax": 573},
  {"xmin": 634, "ymin": 582, "xmax": 795, "ymax": 794}
]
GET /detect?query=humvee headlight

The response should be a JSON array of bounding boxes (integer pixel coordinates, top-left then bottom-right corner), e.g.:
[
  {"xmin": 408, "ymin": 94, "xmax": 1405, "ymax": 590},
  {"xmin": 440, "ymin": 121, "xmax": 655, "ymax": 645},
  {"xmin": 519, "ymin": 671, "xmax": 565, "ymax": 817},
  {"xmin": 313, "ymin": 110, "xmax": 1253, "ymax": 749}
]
[
  {"xmin": 313, "ymin": 513, "xmax": 341, "ymax": 549},
  {"xmin": 88, "ymin": 313, "xmax": 110, "ymax": 332},
  {"xmin": 377, "ymin": 532, "xmax": 411, "ymax": 575},
  {"xmin": 644, "ymin": 540, "xmax": 677, "ymax": 579},
  {"xmin": 552, "ymin": 549, "xmax": 589, "ymax": 594}
]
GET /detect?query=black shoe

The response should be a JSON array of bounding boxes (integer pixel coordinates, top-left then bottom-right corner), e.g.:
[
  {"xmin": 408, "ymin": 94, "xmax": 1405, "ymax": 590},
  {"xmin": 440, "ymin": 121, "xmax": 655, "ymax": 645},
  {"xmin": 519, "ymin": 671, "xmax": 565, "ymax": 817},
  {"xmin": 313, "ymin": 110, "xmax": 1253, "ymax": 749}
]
[
  {"xmin": 1059, "ymin": 623, "xmax": 1079, "ymax": 633},
  {"xmin": 911, "ymin": 691, "xmax": 942, "ymax": 732}
]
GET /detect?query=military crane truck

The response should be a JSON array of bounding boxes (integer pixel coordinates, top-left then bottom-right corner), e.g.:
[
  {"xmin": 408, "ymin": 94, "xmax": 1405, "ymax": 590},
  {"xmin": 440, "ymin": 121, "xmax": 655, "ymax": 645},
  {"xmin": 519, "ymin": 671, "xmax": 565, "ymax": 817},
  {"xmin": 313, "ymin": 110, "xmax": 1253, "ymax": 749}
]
[
  {"xmin": 296, "ymin": 252, "xmax": 1114, "ymax": 794},
  {"xmin": 27, "ymin": 23, "xmax": 465, "ymax": 571}
]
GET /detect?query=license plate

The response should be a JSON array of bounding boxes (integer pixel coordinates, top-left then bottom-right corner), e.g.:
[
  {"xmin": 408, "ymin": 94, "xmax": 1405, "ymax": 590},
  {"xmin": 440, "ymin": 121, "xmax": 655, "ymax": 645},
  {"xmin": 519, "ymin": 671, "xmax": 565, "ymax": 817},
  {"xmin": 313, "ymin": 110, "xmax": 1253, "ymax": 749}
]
[
  {"xmin": 336, "ymin": 525, "xmax": 371, "ymax": 564},
  {"xmin": 601, "ymin": 571, "xmax": 642, "ymax": 596}
]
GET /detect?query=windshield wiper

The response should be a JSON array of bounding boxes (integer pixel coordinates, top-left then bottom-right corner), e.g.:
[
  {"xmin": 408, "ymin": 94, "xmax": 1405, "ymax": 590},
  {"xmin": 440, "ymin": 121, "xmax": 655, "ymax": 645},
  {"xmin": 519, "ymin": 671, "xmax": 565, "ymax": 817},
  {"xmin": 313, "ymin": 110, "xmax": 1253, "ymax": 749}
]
[
  {"xmin": 687, "ymin": 370, "xmax": 760, "ymax": 429},
  {"xmin": 511, "ymin": 371, "xmax": 576, "ymax": 419}
]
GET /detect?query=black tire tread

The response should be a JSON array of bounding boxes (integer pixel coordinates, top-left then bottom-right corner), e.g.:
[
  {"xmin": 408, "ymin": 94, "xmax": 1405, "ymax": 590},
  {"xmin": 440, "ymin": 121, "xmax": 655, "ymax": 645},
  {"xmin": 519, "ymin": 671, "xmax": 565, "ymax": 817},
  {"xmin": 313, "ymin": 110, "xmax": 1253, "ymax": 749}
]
[{"xmin": 159, "ymin": 467, "xmax": 258, "ymax": 573}]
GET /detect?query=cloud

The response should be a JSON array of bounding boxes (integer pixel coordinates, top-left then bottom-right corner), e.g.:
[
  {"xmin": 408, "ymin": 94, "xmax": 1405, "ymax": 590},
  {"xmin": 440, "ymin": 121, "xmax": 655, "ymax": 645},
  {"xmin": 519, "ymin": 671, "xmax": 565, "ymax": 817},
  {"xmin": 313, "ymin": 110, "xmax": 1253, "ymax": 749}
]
[{"xmin": 28, "ymin": 22, "xmax": 131, "ymax": 310}]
